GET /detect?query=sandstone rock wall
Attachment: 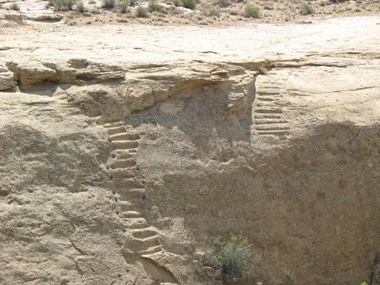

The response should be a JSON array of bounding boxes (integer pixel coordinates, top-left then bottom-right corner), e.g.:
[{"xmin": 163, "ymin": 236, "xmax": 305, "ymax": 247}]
[{"xmin": 0, "ymin": 17, "xmax": 379, "ymax": 285}]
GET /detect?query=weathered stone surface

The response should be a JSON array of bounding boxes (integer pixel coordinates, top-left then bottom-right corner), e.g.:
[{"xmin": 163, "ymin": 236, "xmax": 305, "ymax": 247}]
[
  {"xmin": 6, "ymin": 61, "xmax": 57, "ymax": 86},
  {"xmin": 0, "ymin": 67, "xmax": 13, "ymax": 90},
  {"xmin": 0, "ymin": 16, "xmax": 379, "ymax": 285}
]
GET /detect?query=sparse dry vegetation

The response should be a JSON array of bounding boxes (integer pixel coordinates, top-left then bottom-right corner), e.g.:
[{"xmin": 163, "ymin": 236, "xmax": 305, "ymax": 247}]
[
  {"xmin": 135, "ymin": 6, "xmax": 149, "ymax": 17},
  {"xmin": 6, "ymin": 0, "xmax": 377, "ymax": 26},
  {"xmin": 9, "ymin": 2, "xmax": 20, "ymax": 11},
  {"xmin": 148, "ymin": 0, "xmax": 163, "ymax": 12},
  {"xmin": 300, "ymin": 2, "xmax": 314, "ymax": 15},
  {"xmin": 76, "ymin": 1, "xmax": 85, "ymax": 12},
  {"xmin": 215, "ymin": 0, "xmax": 230, "ymax": 8},
  {"xmin": 201, "ymin": 4, "xmax": 220, "ymax": 16},
  {"xmin": 102, "ymin": 0, "xmax": 116, "ymax": 9},
  {"xmin": 244, "ymin": 4, "xmax": 260, "ymax": 18},
  {"xmin": 206, "ymin": 235, "xmax": 255, "ymax": 279},
  {"xmin": 181, "ymin": 0, "xmax": 197, "ymax": 10},
  {"xmin": 47, "ymin": 0, "xmax": 77, "ymax": 11},
  {"xmin": 118, "ymin": 0, "xmax": 129, "ymax": 13}
]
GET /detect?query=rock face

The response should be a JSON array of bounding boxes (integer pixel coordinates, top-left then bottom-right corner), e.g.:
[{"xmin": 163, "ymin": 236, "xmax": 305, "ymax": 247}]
[
  {"xmin": 0, "ymin": 66, "xmax": 13, "ymax": 90},
  {"xmin": 0, "ymin": 16, "xmax": 380, "ymax": 285}
]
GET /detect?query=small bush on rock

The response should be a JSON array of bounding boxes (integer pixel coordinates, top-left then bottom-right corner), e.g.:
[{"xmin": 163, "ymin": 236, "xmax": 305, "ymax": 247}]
[
  {"xmin": 244, "ymin": 4, "xmax": 260, "ymax": 18},
  {"xmin": 10, "ymin": 2, "xmax": 20, "ymax": 11},
  {"xmin": 207, "ymin": 235, "xmax": 254, "ymax": 279},
  {"xmin": 181, "ymin": 0, "xmax": 197, "ymax": 10},
  {"xmin": 76, "ymin": 1, "xmax": 85, "ymax": 12},
  {"xmin": 102, "ymin": 0, "xmax": 116, "ymax": 9},
  {"xmin": 118, "ymin": 0, "xmax": 129, "ymax": 13},
  {"xmin": 215, "ymin": 0, "xmax": 230, "ymax": 8},
  {"xmin": 282, "ymin": 268, "xmax": 297, "ymax": 285},
  {"xmin": 202, "ymin": 4, "xmax": 220, "ymax": 16},
  {"xmin": 148, "ymin": 0, "xmax": 163, "ymax": 12},
  {"xmin": 300, "ymin": 2, "xmax": 314, "ymax": 14},
  {"xmin": 172, "ymin": 0, "xmax": 182, "ymax": 6},
  {"xmin": 135, "ymin": 6, "xmax": 148, "ymax": 17},
  {"xmin": 47, "ymin": 0, "xmax": 77, "ymax": 11}
]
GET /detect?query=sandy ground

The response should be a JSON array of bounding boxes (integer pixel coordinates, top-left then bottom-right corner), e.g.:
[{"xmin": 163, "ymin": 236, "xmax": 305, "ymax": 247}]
[{"xmin": 1, "ymin": 15, "xmax": 379, "ymax": 66}]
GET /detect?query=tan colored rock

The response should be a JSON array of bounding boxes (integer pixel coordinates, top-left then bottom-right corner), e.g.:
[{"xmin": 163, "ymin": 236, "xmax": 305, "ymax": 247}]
[
  {"xmin": 6, "ymin": 61, "xmax": 57, "ymax": 86},
  {"xmin": 0, "ymin": 16, "xmax": 379, "ymax": 285},
  {"xmin": 0, "ymin": 67, "xmax": 13, "ymax": 90}
]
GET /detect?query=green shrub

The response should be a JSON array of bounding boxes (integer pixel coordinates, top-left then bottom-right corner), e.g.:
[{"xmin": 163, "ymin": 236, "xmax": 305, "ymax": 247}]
[
  {"xmin": 244, "ymin": 4, "xmax": 260, "ymax": 18},
  {"xmin": 330, "ymin": 0, "xmax": 348, "ymax": 2},
  {"xmin": 215, "ymin": 0, "xmax": 230, "ymax": 7},
  {"xmin": 257, "ymin": 66, "xmax": 268, "ymax": 75},
  {"xmin": 202, "ymin": 4, "xmax": 220, "ymax": 16},
  {"xmin": 47, "ymin": 0, "xmax": 77, "ymax": 11},
  {"xmin": 76, "ymin": 1, "xmax": 85, "ymax": 12},
  {"xmin": 102, "ymin": 0, "xmax": 115, "ymax": 9},
  {"xmin": 172, "ymin": 0, "xmax": 182, "ymax": 6},
  {"xmin": 88, "ymin": 0, "xmax": 96, "ymax": 3},
  {"xmin": 181, "ymin": 0, "xmax": 197, "ymax": 9},
  {"xmin": 148, "ymin": 0, "xmax": 163, "ymax": 12},
  {"xmin": 135, "ymin": 6, "xmax": 148, "ymax": 17},
  {"xmin": 300, "ymin": 2, "xmax": 314, "ymax": 14},
  {"xmin": 118, "ymin": 0, "xmax": 129, "ymax": 12},
  {"xmin": 208, "ymin": 235, "xmax": 254, "ymax": 278},
  {"xmin": 10, "ymin": 2, "xmax": 20, "ymax": 10},
  {"xmin": 282, "ymin": 268, "xmax": 297, "ymax": 285}
]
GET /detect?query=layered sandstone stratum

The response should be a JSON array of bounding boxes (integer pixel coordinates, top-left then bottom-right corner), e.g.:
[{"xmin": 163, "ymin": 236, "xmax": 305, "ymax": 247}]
[{"xmin": 0, "ymin": 15, "xmax": 380, "ymax": 285}]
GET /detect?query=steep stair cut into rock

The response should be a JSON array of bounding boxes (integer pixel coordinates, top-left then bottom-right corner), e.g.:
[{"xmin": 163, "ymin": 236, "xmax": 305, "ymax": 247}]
[
  {"xmin": 253, "ymin": 76, "xmax": 290, "ymax": 138},
  {"xmin": 101, "ymin": 121, "xmax": 178, "ymax": 284}
]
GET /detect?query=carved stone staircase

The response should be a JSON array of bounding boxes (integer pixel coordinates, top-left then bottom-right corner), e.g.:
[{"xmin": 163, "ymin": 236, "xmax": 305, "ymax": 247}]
[
  {"xmin": 253, "ymin": 77, "xmax": 290, "ymax": 138},
  {"xmin": 101, "ymin": 121, "xmax": 178, "ymax": 284}
]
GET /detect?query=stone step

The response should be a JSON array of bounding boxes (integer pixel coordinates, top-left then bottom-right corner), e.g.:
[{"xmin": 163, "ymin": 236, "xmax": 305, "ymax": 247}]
[
  {"xmin": 113, "ymin": 178, "xmax": 143, "ymax": 189},
  {"xmin": 109, "ymin": 133, "xmax": 141, "ymax": 142},
  {"xmin": 255, "ymin": 108, "xmax": 283, "ymax": 114},
  {"xmin": 124, "ymin": 217, "xmax": 150, "ymax": 229},
  {"xmin": 255, "ymin": 119, "xmax": 288, "ymax": 125},
  {"xmin": 131, "ymin": 228, "xmax": 159, "ymax": 239},
  {"xmin": 110, "ymin": 150, "xmax": 133, "ymax": 160},
  {"xmin": 118, "ymin": 201, "xmax": 135, "ymax": 211},
  {"xmin": 126, "ymin": 235, "xmax": 160, "ymax": 250},
  {"xmin": 110, "ymin": 140, "xmax": 140, "ymax": 149},
  {"xmin": 107, "ymin": 126, "xmax": 127, "ymax": 136},
  {"xmin": 117, "ymin": 188, "xmax": 147, "ymax": 200},
  {"xmin": 121, "ymin": 210, "xmax": 143, "ymax": 218},
  {"xmin": 109, "ymin": 169, "xmax": 135, "ymax": 179},
  {"xmin": 256, "ymin": 97, "xmax": 278, "ymax": 102},
  {"xmin": 102, "ymin": 121, "xmax": 124, "ymax": 128},
  {"xmin": 254, "ymin": 114, "xmax": 282, "ymax": 119},
  {"xmin": 108, "ymin": 158, "xmax": 136, "ymax": 169},
  {"xmin": 139, "ymin": 245, "xmax": 163, "ymax": 256},
  {"xmin": 257, "ymin": 90, "xmax": 280, "ymax": 95},
  {"xmin": 256, "ymin": 102, "xmax": 285, "ymax": 108},
  {"xmin": 255, "ymin": 125, "xmax": 290, "ymax": 131},
  {"xmin": 257, "ymin": 130, "xmax": 289, "ymax": 136}
]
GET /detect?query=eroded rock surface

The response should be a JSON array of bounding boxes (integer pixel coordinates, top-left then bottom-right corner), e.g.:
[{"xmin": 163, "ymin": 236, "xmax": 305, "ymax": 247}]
[{"xmin": 0, "ymin": 16, "xmax": 379, "ymax": 285}]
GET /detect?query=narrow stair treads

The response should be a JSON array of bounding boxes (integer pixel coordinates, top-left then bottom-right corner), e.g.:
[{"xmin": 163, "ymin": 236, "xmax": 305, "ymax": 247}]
[
  {"xmin": 99, "ymin": 120, "xmax": 176, "ymax": 282},
  {"xmin": 254, "ymin": 78, "xmax": 290, "ymax": 138}
]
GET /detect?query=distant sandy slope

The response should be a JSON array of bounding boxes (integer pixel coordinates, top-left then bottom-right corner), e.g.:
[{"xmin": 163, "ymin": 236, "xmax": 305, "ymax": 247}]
[{"xmin": 1, "ymin": 16, "xmax": 379, "ymax": 65}]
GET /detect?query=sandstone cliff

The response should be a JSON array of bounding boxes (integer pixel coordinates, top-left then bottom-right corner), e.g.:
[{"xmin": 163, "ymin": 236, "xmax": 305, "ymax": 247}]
[{"xmin": 0, "ymin": 16, "xmax": 379, "ymax": 285}]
